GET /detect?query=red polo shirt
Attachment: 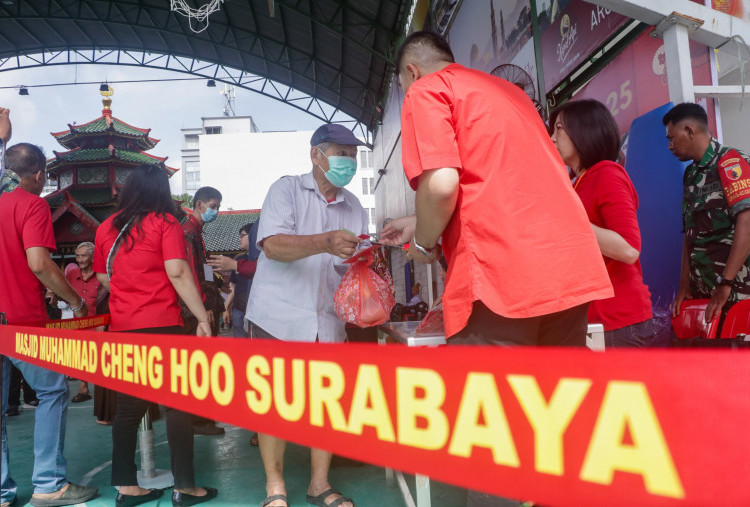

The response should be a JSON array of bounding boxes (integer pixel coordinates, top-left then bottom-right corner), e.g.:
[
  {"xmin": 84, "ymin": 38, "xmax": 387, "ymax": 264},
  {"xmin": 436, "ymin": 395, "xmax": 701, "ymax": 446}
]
[
  {"xmin": 573, "ymin": 161, "xmax": 652, "ymax": 331},
  {"xmin": 65, "ymin": 267, "xmax": 101, "ymax": 317},
  {"xmin": 93, "ymin": 212, "xmax": 188, "ymax": 331},
  {"xmin": 401, "ymin": 63, "xmax": 613, "ymax": 337},
  {"xmin": 0, "ymin": 188, "xmax": 57, "ymax": 323}
]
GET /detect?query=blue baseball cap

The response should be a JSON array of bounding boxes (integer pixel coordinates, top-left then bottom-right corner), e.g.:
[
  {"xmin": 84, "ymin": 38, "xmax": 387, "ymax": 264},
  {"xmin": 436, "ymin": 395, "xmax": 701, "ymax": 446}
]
[{"xmin": 310, "ymin": 124, "xmax": 365, "ymax": 146}]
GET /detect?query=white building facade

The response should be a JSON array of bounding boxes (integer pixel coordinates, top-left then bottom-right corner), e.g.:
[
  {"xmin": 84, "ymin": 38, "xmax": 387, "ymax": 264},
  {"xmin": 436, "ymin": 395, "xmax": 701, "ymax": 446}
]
[{"xmin": 179, "ymin": 116, "xmax": 375, "ymax": 233}]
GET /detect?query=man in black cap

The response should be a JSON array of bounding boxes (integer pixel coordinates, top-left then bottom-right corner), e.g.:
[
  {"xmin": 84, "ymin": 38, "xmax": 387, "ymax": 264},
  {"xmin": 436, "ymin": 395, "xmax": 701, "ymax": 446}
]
[{"xmin": 244, "ymin": 124, "xmax": 367, "ymax": 507}]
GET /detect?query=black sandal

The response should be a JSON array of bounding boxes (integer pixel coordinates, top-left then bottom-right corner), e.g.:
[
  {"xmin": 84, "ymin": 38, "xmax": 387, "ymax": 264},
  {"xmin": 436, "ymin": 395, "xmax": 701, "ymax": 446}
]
[{"xmin": 306, "ymin": 489, "xmax": 354, "ymax": 507}]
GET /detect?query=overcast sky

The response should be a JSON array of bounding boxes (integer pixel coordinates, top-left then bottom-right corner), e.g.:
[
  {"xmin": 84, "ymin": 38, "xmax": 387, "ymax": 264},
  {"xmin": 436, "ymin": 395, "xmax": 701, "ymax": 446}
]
[{"xmin": 0, "ymin": 63, "xmax": 329, "ymax": 192}]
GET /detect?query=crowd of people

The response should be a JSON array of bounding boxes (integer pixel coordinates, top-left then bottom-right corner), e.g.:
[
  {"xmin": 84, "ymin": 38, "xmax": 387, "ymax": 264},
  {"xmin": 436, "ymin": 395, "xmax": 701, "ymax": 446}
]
[{"xmin": 2, "ymin": 28, "xmax": 750, "ymax": 507}]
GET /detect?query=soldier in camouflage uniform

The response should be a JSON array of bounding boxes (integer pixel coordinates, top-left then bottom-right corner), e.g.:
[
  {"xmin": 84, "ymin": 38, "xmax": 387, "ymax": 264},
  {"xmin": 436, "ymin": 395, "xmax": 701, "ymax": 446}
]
[{"xmin": 664, "ymin": 103, "xmax": 750, "ymax": 324}]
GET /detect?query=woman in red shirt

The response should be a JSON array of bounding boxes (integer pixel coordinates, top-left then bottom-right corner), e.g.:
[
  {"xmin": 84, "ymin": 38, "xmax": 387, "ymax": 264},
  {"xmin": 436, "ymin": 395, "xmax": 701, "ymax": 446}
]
[
  {"xmin": 93, "ymin": 164, "xmax": 217, "ymax": 506},
  {"xmin": 550, "ymin": 99, "xmax": 655, "ymax": 347}
]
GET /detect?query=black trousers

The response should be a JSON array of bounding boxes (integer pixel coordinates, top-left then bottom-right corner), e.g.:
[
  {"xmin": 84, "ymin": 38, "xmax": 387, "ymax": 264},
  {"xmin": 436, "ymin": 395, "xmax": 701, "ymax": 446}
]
[
  {"xmin": 7, "ymin": 363, "xmax": 37, "ymax": 407},
  {"xmin": 450, "ymin": 301, "xmax": 589, "ymax": 347},
  {"xmin": 451, "ymin": 301, "xmax": 589, "ymax": 507},
  {"xmin": 111, "ymin": 326, "xmax": 195, "ymax": 489}
]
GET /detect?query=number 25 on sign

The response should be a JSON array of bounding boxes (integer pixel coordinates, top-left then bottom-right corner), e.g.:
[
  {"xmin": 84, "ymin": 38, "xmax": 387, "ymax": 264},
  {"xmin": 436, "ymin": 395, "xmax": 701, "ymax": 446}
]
[{"xmin": 606, "ymin": 80, "xmax": 633, "ymax": 117}]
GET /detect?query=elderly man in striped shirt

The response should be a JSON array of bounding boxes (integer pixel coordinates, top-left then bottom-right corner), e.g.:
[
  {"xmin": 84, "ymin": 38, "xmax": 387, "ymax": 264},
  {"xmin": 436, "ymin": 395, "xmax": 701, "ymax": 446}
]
[{"xmin": 245, "ymin": 124, "xmax": 367, "ymax": 507}]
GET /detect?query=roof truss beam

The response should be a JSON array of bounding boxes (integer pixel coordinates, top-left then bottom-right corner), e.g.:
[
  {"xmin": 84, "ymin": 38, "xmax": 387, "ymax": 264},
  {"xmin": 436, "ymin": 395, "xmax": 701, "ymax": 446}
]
[{"xmin": 1, "ymin": 47, "xmax": 372, "ymax": 146}]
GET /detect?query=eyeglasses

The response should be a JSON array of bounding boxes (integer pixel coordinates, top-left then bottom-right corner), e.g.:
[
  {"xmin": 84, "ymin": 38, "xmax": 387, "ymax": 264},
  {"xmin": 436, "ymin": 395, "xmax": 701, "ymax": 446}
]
[{"xmin": 239, "ymin": 233, "xmax": 248, "ymax": 238}]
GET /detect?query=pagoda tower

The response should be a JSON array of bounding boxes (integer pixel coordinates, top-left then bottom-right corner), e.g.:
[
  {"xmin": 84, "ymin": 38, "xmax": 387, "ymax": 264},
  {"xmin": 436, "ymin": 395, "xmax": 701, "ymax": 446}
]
[{"xmin": 45, "ymin": 88, "xmax": 178, "ymax": 256}]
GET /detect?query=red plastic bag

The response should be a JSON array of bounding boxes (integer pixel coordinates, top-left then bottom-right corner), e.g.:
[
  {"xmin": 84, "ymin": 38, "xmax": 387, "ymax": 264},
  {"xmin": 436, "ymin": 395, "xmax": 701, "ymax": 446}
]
[
  {"xmin": 416, "ymin": 302, "xmax": 444, "ymax": 335},
  {"xmin": 334, "ymin": 248, "xmax": 395, "ymax": 328}
]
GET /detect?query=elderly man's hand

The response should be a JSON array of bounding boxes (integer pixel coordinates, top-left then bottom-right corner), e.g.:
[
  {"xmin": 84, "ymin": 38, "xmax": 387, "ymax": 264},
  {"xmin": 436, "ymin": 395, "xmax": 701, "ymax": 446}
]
[
  {"xmin": 0, "ymin": 107, "xmax": 10, "ymax": 144},
  {"xmin": 207, "ymin": 255, "xmax": 238, "ymax": 272},
  {"xmin": 324, "ymin": 230, "xmax": 362, "ymax": 259}
]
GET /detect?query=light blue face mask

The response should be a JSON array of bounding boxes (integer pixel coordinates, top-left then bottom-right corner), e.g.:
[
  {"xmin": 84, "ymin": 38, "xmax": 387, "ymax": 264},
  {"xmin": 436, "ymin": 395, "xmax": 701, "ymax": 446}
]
[
  {"xmin": 201, "ymin": 207, "xmax": 218, "ymax": 223},
  {"xmin": 317, "ymin": 147, "xmax": 357, "ymax": 188}
]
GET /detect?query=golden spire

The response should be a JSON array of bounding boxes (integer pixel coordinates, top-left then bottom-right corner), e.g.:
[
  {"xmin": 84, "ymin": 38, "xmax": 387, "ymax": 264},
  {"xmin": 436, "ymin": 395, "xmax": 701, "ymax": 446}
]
[
  {"xmin": 101, "ymin": 86, "xmax": 114, "ymax": 110},
  {"xmin": 101, "ymin": 86, "xmax": 114, "ymax": 123}
]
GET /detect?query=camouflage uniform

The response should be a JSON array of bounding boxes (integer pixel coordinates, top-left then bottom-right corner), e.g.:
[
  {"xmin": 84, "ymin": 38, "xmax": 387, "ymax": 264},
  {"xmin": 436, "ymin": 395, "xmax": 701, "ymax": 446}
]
[
  {"xmin": 0, "ymin": 168, "xmax": 19, "ymax": 194},
  {"xmin": 683, "ymin": 138, "xmax": 750, "ymax": 302}
]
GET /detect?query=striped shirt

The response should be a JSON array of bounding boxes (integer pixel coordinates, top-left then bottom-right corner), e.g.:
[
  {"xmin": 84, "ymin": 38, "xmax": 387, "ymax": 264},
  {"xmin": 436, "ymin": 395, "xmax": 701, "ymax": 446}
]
[{"xmin": 245, "ymin": 171, "xmax": 368, "ymax": 342}]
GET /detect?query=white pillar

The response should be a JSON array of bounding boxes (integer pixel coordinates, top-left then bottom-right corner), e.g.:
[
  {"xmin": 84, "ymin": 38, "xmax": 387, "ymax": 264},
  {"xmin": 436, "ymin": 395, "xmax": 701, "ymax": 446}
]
[{"xmin": 662, "ymin": 22, "xmax": 696, "ymax": 104}]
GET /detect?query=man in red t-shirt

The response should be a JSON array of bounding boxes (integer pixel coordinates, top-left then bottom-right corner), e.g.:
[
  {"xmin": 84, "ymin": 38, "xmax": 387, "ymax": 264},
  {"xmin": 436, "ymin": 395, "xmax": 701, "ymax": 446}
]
[
  {"xmin": 0, "ymin": 143, "xmax": 98, "ymax": 506},
  {"xmin": 382, "ymin": 31, "xmax": 612, "ymax": 348},
  {"xmin": 381, "ymin": 29, "xmax": 613, "ymax": 507}
]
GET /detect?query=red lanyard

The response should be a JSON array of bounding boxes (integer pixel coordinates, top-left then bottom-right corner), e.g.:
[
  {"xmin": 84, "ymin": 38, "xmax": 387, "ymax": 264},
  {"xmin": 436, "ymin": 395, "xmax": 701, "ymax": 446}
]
[{"xmin": 573, "ymin": 169, "xmax": 588, "ymax": 191}]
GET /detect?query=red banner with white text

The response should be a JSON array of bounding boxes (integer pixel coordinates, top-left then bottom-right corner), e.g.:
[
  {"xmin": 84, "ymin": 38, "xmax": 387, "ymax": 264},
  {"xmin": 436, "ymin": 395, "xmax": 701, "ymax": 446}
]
[{"xmin": 2, "ymin": 324, "xmax": 750, "ymax": 506}]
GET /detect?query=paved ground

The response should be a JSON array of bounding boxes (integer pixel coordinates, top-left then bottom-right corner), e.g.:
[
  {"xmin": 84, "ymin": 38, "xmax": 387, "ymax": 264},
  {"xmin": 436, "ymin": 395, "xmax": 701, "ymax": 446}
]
[{"xmin": 4, "ymin": 380, "xmax": 467, "ymax": 506}]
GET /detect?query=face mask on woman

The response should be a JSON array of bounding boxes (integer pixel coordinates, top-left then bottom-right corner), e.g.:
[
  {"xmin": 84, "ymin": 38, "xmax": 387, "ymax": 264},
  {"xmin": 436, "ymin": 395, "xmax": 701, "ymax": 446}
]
[{"xmin": 317, "ymin": 147, "xmax": 357, "ymax": 187}]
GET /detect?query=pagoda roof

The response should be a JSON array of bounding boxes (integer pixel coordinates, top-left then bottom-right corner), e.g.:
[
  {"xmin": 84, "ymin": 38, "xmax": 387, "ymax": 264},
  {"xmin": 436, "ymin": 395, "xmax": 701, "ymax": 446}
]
[
  {"xmin": 46, "ymin": 186, "xmax": 115, "ymax": 208},
  {"xmin": 51, "ymin": 115, "xmax": 159, "ymax": 151},
  {"xmin": 47, "ymin": 147, "xmax": 177, "ymax": 177},
  {"xmin": 49, "ymin": 191, "xmax": 102, "ymax": 230}
]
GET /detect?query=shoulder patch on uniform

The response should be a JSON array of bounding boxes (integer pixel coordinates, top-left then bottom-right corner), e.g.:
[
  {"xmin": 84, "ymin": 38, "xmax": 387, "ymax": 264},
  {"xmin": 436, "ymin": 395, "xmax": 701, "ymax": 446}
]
[{"xmin": 719, "ymin": 150, "xmax": 747, "ymax": 181}]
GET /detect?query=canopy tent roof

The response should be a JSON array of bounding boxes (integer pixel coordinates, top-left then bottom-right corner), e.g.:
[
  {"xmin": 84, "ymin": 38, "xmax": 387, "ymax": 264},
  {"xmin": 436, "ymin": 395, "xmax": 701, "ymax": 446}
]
[{"xmin": 0, "ymin": 0, "xmax": 413, "ymax": 134}]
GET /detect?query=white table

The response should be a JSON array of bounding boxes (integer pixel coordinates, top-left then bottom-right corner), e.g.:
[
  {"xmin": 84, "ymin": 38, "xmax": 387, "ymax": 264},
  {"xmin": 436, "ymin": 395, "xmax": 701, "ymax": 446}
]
[{"xmin": 376, "ymin": 321, "xmax": 606, "ymax": 507}]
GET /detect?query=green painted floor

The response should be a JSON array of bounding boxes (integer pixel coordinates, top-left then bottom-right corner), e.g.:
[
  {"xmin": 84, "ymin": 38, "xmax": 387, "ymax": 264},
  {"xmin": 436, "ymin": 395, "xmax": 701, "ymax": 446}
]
[{"xmin": 5, "ymin": 381, "xmax": 467, "ymax": 506}]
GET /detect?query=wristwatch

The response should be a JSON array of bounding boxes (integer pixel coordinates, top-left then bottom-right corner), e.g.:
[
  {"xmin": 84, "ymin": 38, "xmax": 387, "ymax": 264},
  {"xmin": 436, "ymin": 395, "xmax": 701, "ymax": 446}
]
[
  {"xmin": 715, "ymin": 274, "xmax": 734, "ymax": 288},
  {"xmin": 412, "ymin": 237, "xmax": 434, "ymax": 257}
]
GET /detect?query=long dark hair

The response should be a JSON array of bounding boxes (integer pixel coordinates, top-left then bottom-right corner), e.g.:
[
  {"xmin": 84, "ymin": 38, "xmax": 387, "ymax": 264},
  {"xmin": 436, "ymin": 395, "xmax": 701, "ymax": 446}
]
[
  {"xmin": 548, "ymin": 99, "xmax": 621, "ymax": 170},
  {"xmin": 113, "ymin": 164, "xmax": 177, "ymax": 249}
]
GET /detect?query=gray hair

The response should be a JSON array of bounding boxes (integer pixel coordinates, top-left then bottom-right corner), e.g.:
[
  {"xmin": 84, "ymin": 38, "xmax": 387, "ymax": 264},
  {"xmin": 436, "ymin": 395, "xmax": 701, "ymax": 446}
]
[{"xmin": 76, "ymin": 242, "xmax": 95, "ymax": 256}]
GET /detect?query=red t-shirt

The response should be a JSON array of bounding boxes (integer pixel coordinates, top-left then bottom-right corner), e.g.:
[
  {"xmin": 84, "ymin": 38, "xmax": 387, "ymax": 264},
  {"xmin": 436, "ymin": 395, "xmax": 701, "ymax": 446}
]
[
  {"xmin": 93, "ymin": 212, "xmax": 188, "ymax": 331},
  {"xmin": 236, "ymin": 258, "xmax": 257, "ymax": 278},
  {"xmin": 574, "ymin": 161, "xmax": 653, "ymax": 331},
  {"xmin": 401, "ymin": 63, "xmax": 613, "ymax": 337},
  {"xmin": 65, "ymin": 267, "xmax": 101, "ymax": 317},
  {"xmin": 0, "ymin": 188, "xmax": 57, "ymax": 323}
]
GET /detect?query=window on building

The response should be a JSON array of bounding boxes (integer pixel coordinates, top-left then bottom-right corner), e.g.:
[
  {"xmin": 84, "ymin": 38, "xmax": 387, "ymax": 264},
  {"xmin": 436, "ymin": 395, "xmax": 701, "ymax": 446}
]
[
  {"xmin": 359, "ymin": 149, "xmax": 372, "ymax": 169},
  {"xmin": 204, "ymin": 126, "xmax": 222, "ymax": 135},
  {"xmin": 361, "ymin": 177, "xmax": 376, "ymax": 195},
  {"xmin": 369, "ymin": 208, "xmax": 376, "ymax": 226},
  {"xmin": 184, "ymin": 134, "xmax": 199, "ymax": 148},
  {"xmin": 186, "ymin": 170, "xmax": 200, "ymax": 191},
  {"xmin": 185, "ymin": 160, "xmax": 200, "ymax": 191}
]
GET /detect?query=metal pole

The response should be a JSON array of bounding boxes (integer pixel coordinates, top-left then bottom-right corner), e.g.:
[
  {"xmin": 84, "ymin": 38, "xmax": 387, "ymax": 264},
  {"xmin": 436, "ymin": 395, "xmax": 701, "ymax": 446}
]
[
  {"xmin": 661, "ymin": 21, "xmax": 696, "ymax": 104},
  {"xmin": 135, "ymin": 406, "xmax": 174, "ymax": 489},
  {"xmin": 138, "ymin": 410, "xmax": 155, "ymax": 479}
]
